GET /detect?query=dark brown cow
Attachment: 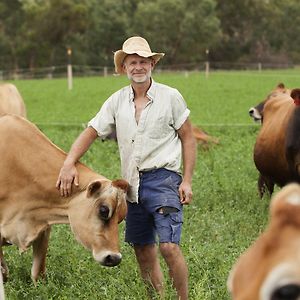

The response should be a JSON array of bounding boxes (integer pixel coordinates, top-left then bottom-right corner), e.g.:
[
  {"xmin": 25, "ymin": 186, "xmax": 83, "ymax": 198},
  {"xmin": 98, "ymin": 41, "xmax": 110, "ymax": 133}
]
[
  {"xmin": 0, "ymin": 83, "xmax": 26, "ymax": 117},
  {"xmin": 249, "ymin": 83, "xmax": 300, "ymax": 197},
  {"xmin": 0, "ymin": 115, "xmax": 128, "ymax": 283},
  {"xmin": 228, "ymin": 183, "xmax": 300, "ymax": 300}
]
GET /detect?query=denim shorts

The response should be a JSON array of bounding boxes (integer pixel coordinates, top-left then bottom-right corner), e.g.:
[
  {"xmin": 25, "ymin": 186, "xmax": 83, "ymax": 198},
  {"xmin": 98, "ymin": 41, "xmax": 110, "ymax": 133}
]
[{"xmin": 125, "ymin": 168, "xmax": 183, "ymax": 245}]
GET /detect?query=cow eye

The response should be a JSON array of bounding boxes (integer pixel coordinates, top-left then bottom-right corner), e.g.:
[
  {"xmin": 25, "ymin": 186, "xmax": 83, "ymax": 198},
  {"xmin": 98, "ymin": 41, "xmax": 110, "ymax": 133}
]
[{"xmin": 99, "ymin": 205, "xmax": 110, "ymax": 220}]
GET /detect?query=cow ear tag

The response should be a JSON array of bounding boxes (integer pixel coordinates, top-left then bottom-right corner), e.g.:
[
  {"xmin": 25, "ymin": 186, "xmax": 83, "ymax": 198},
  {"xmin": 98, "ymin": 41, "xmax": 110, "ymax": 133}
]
[{"xmin": 87, "ymin": 180, "xmax": 102, "ymax": 198}]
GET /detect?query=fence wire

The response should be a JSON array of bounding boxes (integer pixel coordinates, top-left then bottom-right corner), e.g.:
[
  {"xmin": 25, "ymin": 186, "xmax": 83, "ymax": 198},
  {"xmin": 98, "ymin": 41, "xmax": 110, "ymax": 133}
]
[{"xmin": 0, "ymin": 61, "xmax": 295, "ymax": 81}]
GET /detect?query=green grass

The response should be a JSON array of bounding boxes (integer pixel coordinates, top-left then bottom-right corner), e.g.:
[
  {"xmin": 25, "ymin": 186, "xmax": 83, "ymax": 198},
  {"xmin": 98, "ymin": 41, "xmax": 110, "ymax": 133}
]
[{"xmin": 3, "ymin": 69, "xmax": 300, "ymax": 299}]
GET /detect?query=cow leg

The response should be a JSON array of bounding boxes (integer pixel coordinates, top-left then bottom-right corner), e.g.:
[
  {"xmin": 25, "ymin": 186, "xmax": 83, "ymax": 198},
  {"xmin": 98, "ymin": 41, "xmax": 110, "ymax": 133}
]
[
  {"xmin": 0, "ymin": 247, "xmax": 8, "ymax": 283},
  {"xmin": 265, "ymin": 178, "xmax": 274, "ymax": 196},
  {"xmin": 31, "ymin": 227, "xmax": 51, "ymax": 283},
  {"xmin": 0, "ymin": 237, "xmax": 9, "ymax": 283},
  {"xmin": 258, "ymin": 174, "xmax": 274, "ymax": 198}
]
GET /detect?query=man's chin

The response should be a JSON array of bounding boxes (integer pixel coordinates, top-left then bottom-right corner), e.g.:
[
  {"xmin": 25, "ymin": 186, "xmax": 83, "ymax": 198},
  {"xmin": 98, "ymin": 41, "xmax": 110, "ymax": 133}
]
[
  {"xmin": 132, "ymin": 78, "xmax": 148, "ymax": 84},
  {"xmin": 128, "ymin": 73, "xmax": 151, "ymax": 84}
]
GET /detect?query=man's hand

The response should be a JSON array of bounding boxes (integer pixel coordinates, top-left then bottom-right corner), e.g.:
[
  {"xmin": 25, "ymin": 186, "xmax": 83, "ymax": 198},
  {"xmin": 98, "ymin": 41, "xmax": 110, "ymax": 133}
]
[
  {"xmin": 179, "ymin": 181, "xmax": 193, "ymax": 205},
  {"xmin": 56, "ymin": 163, "xmax": 79, "ymax": 197}
]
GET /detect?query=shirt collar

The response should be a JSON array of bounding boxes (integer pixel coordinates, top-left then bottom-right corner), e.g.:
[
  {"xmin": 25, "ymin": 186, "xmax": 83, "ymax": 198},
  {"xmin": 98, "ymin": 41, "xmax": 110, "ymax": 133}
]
[{"xmin": 129, "ymin": 78, "xmax": 157, "ymax": 102}]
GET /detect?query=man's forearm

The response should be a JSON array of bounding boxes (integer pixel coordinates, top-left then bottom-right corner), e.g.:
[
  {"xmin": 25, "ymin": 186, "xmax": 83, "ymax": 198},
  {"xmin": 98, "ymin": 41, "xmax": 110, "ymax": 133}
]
[
  {"xmin": 64, "ymin": 127, "xmax": 98, "ymax": 165},
  {"xmin": 182, "ymin": 137, "xmax": 196, "ymax": 183}
]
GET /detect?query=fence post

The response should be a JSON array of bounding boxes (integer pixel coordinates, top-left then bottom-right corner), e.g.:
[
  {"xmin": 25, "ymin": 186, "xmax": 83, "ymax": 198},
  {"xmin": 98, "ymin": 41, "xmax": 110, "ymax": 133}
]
[
  {"xmin": 205, "ymin": 49, "xmax": 210, "ymax": 78},
  {"xmin": 0, "ymin": 71, "xmax": 3, "ymax": 81},
  {"xmin": 67, "ymin": 47, "xmax": 73, "ymax": 90},
  {"xmin": 103, "ymin": 66, "xmax": 107, "ymax": 77},
  {"xmin": 258, "ymin": 62, "xmax": 262, "ymax": 72}
]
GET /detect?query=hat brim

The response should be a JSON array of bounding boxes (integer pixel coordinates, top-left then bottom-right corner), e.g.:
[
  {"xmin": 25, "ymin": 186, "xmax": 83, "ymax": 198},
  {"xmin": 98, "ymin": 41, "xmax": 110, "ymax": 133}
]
[{"xmin": 114, "ymin": 50, "xmax": 165, "ymax": 74}]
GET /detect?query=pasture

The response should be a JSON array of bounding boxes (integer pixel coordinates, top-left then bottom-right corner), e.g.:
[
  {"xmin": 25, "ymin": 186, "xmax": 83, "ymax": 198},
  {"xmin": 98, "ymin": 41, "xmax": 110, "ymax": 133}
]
[{"xmin": 3, "ymin": 69, "xmax": 300, "ymax": 299}]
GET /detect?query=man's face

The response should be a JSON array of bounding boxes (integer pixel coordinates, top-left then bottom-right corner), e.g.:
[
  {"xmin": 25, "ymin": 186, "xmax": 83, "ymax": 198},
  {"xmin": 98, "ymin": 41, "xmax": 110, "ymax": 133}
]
[{"xmin": 123, "ymin": 54, "xmax": 154, "ymax": 84}]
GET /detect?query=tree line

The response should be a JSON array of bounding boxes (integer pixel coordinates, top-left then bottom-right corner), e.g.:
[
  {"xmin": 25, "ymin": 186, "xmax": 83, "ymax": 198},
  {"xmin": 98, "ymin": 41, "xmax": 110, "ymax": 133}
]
[{"xmin": 1, "ymin": 0, "xmax": 299, "ymax": 71}]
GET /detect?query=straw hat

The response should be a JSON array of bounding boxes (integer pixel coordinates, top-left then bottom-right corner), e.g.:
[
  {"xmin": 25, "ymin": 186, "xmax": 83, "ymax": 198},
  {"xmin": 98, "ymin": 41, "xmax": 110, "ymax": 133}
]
[{"xmin": 114, "ymin": 36, "xmax": 165, "ymax": 74}]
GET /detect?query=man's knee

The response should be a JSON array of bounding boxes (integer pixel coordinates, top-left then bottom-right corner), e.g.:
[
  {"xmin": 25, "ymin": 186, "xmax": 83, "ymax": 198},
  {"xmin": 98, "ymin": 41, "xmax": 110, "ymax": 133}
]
[
  {"xmin": 134, "ymin": 244, "xmax": 157, "ymax": 264},
  {"xmin": 159, "ymin": 242, "xmax": 180, "ymax": 258}
]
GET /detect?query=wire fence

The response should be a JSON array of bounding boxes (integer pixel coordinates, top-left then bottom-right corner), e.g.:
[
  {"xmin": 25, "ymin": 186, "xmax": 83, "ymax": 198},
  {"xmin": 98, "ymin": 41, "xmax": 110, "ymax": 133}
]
[{"xmin": 0, "ymin": 61, "xmax": 295, "ymax": 81}]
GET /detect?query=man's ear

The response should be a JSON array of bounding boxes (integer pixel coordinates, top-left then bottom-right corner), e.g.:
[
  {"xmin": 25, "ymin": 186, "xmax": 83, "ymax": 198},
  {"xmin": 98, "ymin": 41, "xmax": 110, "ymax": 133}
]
[
  {"xmin": 151, "ymin": 59, "xmax": 155, "ymax": 70},
  {"xmin": 122, "ymin": 62, "xmax": 127, "ymax": 73}
]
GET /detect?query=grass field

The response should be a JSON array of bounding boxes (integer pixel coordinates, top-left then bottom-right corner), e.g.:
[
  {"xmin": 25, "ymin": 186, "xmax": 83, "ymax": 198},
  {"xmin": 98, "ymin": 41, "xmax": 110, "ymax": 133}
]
[{"xmin": 3, "ymin": 69, "xmax": 300, "ymax": 299}]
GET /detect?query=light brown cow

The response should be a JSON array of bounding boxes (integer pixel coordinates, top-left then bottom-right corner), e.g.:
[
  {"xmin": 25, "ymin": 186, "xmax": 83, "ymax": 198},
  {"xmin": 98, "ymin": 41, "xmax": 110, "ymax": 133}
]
[
  {"xmin": 104, "ymin": 124, "xmax": 219, "ymax": 148},
  {"xmin": 192, "ymin": 125, "xmax": 219, "ymax": 148},
  {"xmin": 0, "ymin": 115, "xmax": 128, "ymax": 283},
  {"xmin": 228, "ymin": 183, "xmax": 300, "ymax": 300},
  {"xmin": 0, "ymin": 83, "xmax": 26, "ymax": 117}
]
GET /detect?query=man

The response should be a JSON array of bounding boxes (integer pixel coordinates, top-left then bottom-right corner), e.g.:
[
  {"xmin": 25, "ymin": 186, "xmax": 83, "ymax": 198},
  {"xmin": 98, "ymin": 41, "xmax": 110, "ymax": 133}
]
[{"xmin": 56, "ymin": 36, "xmax": 196, "ymax": 299}]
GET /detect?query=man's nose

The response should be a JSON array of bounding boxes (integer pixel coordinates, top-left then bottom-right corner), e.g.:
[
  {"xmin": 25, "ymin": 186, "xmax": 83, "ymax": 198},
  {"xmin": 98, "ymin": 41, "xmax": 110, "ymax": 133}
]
[{"xmin": 135, "ymin": 63, "xmax": 143, "ymax": 69}]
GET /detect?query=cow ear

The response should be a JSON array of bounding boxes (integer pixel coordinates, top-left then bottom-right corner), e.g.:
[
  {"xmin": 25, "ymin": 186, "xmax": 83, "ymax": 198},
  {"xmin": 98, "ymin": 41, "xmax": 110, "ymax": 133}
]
[
  {"xmin": 291, "ymin": 89, "xmax": 300, "ymax": 100},
  {"xmin": 87, "ymin": 180, "xmax": 102, "ymax": 198},
  {"xmin": 112, "ymin": 179, "xmax": 129, "ymax": 193},
  {"xmin": 277, "ymin": 82, "xmax": 285, "ymax": 89}
]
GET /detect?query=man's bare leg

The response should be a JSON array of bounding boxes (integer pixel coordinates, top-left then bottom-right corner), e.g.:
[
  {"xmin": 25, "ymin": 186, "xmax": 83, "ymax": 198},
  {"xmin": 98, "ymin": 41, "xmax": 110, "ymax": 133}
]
[
  {"xmin": 134, "ymin": 244, "xmax": 164, "ymax": 298},
  {"xmin": 159, "ymin": 242, "xmax": 188, "ymax": 300}
]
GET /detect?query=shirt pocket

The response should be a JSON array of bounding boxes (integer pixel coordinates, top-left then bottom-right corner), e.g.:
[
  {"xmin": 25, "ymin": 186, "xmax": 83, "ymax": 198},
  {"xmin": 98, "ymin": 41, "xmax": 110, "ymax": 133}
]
[{"xmin": 147, "ymin": 114, "xmax": 173, "ymax": 139}]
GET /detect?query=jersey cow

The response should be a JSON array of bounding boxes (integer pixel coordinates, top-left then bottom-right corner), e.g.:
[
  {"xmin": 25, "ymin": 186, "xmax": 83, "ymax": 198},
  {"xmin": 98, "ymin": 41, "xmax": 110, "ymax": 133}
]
[
  {"xmin": 0, "ymin": 83, "xmax": 26, "ymax": 117},
  {"xmin": 228, "ymin": 183, "xmax": 300, "ymax": 300},
  {"xmin": 0, "ymin": 115, "xmax": 128, "ymax": 283},
  {"xmin": 249, "ymin": 83, "xmax": 300, "ymax": 197},
  {"xmin": 192, "ymin": 125, "xmax": 219, "ymax": 148}
]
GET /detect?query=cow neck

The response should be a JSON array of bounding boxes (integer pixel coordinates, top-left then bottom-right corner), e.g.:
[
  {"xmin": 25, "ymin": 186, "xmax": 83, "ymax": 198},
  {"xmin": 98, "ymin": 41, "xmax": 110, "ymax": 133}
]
[
  {"xmin": 294, "ymin": 99, "xmax": 300, "ymax": 106},
  {"xmin": 76, "ymin": 163, "xmax": 106, "ymax": 189}
]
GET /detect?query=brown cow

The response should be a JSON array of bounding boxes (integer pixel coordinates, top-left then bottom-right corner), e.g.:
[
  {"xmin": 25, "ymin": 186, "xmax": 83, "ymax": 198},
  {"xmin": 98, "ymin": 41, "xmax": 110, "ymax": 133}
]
[
  {"xmin": 249, "ymin": 84, "xmax": 300, "ymax": 197},
  {"xmin": 0, "ymin": 83, "xmax": 26, "ymax": 117},
  {"xmin": 249, "ymin": 83, "xmax": 291, "ymax": 123},
  {"xmin": 228, "ymin": 183, "xmax": 300, "ymax": 300},
  {"xmin": 0, "ymin": 115, "xmax": 128, "ymax": 283}
]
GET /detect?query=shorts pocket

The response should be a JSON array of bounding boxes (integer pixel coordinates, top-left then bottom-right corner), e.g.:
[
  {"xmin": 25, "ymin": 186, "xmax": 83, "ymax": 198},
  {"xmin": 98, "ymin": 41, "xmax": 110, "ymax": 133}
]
[{"xmin": 170, "ymin": 211, "xmax": 183, "ymax": 243}]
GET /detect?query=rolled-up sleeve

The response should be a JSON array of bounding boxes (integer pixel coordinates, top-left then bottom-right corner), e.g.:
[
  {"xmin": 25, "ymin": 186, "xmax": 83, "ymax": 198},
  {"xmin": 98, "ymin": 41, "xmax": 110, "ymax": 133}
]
[
  {"xmin": 172, "ymin": 90, "xmax": 190, "ymax": 130},
  {"xmin": 88, "ymin": 97, "xmax": 115, "ymax": 138}
]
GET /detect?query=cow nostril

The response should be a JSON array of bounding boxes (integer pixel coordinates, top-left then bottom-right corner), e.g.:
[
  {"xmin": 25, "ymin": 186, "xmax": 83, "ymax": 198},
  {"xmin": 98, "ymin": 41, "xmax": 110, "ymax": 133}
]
[
  {"xmin": 271, "ymin": 284, "xmax": 300, "ymax": 300},
  {"xmin": 103, "ymin": 254, "xmax": 122, "ymax": 267},
  {"xmin": 249, "ymin": 109, "xmax": 254, "ymax": 115}
]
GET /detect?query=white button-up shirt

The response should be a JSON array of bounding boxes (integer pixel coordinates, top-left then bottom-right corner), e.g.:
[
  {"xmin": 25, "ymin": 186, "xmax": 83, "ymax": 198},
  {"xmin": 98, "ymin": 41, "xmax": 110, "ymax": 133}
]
[{"xmin": 88, "ymin": 79, "xmax": 190, "ymax": 202}]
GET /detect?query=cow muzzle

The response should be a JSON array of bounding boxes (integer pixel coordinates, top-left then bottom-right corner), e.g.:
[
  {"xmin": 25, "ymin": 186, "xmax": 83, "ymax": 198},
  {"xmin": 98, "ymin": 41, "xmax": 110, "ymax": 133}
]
[
  {"xmin": 93, "ymin": 250, "xmax": 122, "ymax": 267},
  {"xmin": 249, "ymin": 107, "xmax": 262, "ymax": 122}
]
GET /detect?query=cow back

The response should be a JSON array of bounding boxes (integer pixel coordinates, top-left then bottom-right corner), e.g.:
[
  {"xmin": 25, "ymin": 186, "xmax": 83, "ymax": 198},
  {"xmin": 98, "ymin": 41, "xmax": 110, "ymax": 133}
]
[
  {"xmin": 0, "ymin": 83, "xmax": 26, "ymax": 118},
  {"xmin": 0, "ymin": 115, "xmax": 100, "ymax": 205}
]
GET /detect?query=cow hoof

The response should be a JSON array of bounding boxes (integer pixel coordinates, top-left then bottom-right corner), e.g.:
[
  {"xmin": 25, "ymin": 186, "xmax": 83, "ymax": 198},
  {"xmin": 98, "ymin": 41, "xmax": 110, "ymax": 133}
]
[{"xmin": 1, "ymin": 266, "xmax": 8, "ymax": 283}]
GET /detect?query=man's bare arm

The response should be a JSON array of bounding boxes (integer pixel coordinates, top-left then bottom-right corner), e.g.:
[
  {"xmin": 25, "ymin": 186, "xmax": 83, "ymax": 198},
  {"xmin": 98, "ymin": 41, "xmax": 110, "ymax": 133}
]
[
  {"xmin": 177, "ymin": 118, "xmax": 197, "ymax": 204},
  {"xmin": 56, "ymin": 126, "xmax": 98, "ymax": 197}
]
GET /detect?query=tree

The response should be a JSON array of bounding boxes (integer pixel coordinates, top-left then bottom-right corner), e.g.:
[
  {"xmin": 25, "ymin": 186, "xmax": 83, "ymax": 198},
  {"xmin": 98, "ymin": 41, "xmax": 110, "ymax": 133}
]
[
  {"xmin": 130, "ymin": 0, "xmax": 220, "ymax": 65},
  {"xmin": 0, "ymin": 0, "xmax": 26, "ymax": 70},
  {"xmin": 84, "ymin": 0, "xmax": 132, "ymax": 67}
]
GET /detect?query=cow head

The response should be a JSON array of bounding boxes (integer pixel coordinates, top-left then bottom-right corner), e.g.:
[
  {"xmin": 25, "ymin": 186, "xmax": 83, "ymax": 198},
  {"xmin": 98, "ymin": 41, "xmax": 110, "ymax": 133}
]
[
  {"xmin": 68, "ymin": 178, "xmax": 128, "ymax": 267},
  {"xmin": 249, "ymin": 83, "xmax": 291, "ymax": 123},
  {"xmin": 228, "ymin": 184, "xmax": 300, "ymax": 300}
]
